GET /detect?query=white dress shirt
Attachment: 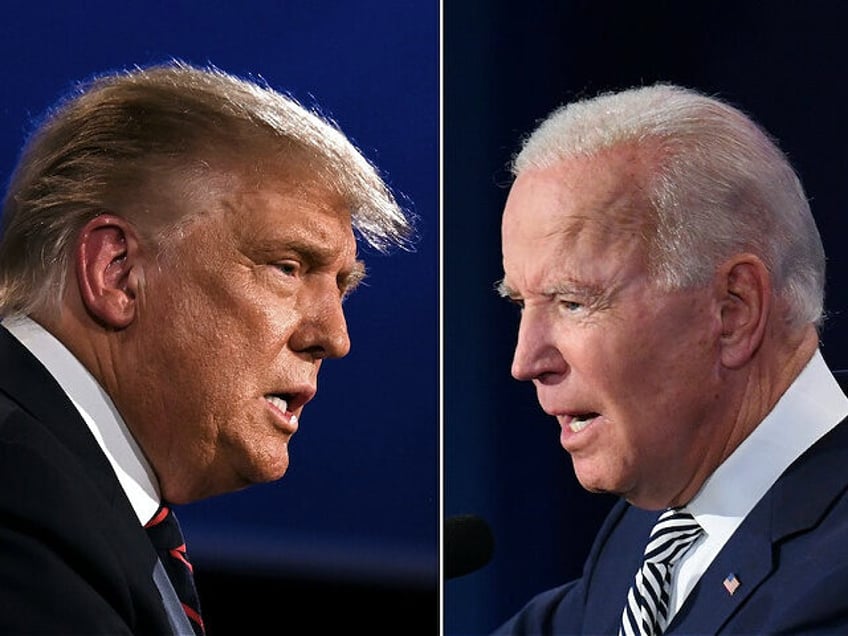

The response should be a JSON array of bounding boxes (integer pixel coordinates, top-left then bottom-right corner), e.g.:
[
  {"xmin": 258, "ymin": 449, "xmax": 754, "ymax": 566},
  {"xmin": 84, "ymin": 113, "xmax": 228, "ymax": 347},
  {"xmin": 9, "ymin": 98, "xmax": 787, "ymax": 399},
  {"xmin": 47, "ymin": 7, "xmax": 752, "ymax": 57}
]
[
  {"xmin": 668, "ymin": 348, "xmax": 848, "ymax": 620},
  {"xmin": 3, "ymin": 316, "xmax": 161, "ymax": 525}
]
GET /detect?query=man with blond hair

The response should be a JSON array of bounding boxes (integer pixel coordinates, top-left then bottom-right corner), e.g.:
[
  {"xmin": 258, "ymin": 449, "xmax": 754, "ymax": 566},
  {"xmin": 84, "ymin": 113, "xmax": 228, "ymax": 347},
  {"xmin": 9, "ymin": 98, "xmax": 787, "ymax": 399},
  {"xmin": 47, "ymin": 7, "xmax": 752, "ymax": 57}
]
[{"xmin": 0, "ymin": 60, "xmax": 411, "ymax": 634}]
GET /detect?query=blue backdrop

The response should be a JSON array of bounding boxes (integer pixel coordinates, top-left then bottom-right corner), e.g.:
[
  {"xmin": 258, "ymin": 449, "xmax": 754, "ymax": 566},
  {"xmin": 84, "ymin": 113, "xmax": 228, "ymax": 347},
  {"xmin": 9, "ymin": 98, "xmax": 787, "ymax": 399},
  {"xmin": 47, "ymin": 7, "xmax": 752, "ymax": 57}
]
[
  {"xmin": 0, "ymin": 2, "xmax": 438, "ymax": 633},
  {"xmin": 444, "ymin": 2, "xmax": 848, "ymax": 634}
]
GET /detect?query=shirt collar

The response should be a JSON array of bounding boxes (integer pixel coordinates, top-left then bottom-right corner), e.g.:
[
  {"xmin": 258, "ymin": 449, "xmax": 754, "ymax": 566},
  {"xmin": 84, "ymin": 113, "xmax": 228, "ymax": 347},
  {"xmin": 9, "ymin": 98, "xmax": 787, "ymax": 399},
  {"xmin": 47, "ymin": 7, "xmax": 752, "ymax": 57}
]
[
  {"xmin": 2, "ymin": 316, "xmax": 161, "ymax": 524},
  {"xmin": 687, "ymin": 348, "xmax": 848, "ymax": 541}
]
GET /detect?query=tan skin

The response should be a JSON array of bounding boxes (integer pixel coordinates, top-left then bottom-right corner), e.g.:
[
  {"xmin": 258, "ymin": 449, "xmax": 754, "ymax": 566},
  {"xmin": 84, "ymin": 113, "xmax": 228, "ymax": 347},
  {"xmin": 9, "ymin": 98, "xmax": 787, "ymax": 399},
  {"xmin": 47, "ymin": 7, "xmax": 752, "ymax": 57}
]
[
  {"xmin": 37, "ymin": 159, "xmax": 363, "ymax": 504},
  {"xmin": 500, "ymin": 147, "xmax": 819, "ymax": 510}
]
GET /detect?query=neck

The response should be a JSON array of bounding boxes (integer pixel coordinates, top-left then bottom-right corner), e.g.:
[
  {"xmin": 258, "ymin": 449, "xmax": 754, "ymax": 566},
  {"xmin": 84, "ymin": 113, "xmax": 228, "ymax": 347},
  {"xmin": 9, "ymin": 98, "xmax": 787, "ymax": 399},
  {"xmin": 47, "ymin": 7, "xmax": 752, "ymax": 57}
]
[{"xmin": 666, "ymin": 324, "xmax": 820, "ymax": 508}]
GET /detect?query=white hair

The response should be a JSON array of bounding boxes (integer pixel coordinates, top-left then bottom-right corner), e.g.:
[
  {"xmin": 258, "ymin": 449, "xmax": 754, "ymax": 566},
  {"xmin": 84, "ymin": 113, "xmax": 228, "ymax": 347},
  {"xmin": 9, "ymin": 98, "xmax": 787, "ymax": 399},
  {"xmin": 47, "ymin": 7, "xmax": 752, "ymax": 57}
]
[{"xmin": 513, "ymin": 83, "xmax": 825, "ymax": 328}]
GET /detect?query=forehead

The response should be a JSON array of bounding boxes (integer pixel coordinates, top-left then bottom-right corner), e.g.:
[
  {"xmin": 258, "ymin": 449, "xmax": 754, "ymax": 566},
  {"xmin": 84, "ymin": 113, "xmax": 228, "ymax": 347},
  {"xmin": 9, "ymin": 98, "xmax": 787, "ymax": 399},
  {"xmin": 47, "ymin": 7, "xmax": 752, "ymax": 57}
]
[
  {"xmin": 501, "ymin": 150, "xmax": 655, "ymax": 289},
  {"xmin": 504, "ymin": 148, "xmax": 654, "ymax": 238},
  {"xmin": 179, "ymin": 158, "xmax": 357, "ymax": 258},
  {"xmin": 229, "ymin": 177, "xmax": 353, "ymax": 237}
]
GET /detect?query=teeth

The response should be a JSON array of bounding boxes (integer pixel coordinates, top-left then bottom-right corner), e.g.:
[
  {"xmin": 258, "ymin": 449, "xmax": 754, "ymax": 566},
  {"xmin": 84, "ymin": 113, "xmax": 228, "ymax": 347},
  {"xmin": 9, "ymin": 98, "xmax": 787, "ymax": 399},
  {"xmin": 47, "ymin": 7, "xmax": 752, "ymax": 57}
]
[
  {"xmin": 569, "ymin": 419, "xmax": 589, "ymax": 433},
  {"xmin": 569, "ymin": 414, "xmax": 595, "ymax": 433},
  {"xmin": 266, "ymin": 395, "xmax": 289, "ymax": 413}
]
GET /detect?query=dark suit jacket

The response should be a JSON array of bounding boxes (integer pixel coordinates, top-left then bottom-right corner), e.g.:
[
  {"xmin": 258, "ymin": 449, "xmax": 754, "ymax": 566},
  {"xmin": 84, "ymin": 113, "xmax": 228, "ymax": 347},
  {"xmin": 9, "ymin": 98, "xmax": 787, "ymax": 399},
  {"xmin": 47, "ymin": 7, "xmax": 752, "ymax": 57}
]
[
  {"xmin": 493, "ymin": 414, "xmax": 848, "ymax": 635},
  {"xmin": 0, "ymin": 325, "xmax": 178, "ymax": 634}
]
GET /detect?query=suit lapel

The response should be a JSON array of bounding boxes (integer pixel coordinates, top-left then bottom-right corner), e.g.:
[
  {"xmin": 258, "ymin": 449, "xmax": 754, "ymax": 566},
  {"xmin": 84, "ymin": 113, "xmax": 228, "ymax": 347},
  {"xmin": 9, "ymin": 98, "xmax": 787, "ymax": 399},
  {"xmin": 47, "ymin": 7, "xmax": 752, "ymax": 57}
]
[
  {"xmin": 0, "ymin": 326, "xmax": 119, "ymax": 492},
  {"xmin": 668, "ymin": 417, "xmax": 848, "ymax": 634},
  {"xmin": 666, "ymin": 502, "xmax": 773, "ymax": 632},
  {"xmin": 0, "ymin": 325, "xmax": 176, "ymax": 632}
]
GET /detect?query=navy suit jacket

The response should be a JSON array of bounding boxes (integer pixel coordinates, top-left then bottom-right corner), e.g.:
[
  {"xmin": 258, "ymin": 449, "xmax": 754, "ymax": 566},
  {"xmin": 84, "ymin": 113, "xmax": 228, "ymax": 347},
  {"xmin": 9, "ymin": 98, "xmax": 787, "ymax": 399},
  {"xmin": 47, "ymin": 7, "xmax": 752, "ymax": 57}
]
[
  {"xmin": 0, "ymin": 326, "xmax": 187, "ymax": 634},
  {"xmin": 493, "ymin": 412, "xmax": 848, "ymax": 635}
]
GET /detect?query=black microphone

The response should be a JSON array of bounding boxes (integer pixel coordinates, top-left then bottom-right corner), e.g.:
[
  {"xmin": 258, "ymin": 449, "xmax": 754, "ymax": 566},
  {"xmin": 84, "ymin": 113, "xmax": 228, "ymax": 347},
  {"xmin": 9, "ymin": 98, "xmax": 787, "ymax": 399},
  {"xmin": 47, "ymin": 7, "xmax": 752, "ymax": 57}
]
[{"xmin": 445, "ymin": 514, "xmax": 494, "ymax": 579}]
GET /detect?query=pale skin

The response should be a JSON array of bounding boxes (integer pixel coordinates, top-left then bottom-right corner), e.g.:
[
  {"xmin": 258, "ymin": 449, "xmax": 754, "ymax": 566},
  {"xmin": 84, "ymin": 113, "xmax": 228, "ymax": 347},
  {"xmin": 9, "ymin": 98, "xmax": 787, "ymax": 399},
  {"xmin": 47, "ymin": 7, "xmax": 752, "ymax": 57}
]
[
  {"xmin": 35, "ymin": 157, "xmax": 363, "ymax": 504},
  {"xmin": 499, "ymin": 147, "xmax": 819, "ymax": 510}
]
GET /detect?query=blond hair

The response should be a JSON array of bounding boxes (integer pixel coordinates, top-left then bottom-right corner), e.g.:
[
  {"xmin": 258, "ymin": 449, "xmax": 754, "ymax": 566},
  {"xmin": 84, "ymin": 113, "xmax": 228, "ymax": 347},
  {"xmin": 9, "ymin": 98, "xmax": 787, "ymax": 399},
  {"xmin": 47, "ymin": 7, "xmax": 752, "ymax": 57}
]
[{"xmin": 0, "ymin": 60, "xmax": 412, "ymax": 317}]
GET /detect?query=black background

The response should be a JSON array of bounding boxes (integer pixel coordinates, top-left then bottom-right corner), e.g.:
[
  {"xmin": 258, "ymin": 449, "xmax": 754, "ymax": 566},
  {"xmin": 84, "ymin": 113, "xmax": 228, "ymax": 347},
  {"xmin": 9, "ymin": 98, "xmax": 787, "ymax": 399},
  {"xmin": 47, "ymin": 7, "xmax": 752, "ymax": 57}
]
[{"xmin": 444, "ymin": 2, "xmax": 848, "ymax": 634}]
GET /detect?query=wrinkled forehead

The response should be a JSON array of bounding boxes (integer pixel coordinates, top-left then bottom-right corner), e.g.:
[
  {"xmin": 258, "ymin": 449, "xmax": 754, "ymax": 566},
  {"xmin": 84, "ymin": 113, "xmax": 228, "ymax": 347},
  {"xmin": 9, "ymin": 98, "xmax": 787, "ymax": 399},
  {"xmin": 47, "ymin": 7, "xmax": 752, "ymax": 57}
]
[
  {"xmin": 502, "ymin": 151, "xmax": 656, "ymax": 254},
  {"xmin": 211, "ymin": 162, "xmax": 355, "ymax": 240},
  {"xmin": 132, "ymin": 151, "xmax": 358, "ymax": 262}
]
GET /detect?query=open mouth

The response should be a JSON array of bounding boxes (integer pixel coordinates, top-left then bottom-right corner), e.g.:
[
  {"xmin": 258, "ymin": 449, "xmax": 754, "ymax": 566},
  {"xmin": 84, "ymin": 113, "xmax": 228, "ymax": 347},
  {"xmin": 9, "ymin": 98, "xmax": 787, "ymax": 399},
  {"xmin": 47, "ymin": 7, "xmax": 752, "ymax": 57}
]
[
  {"xmin": 568, "ymin": 412, "xmax": 600, "ymax": 433},
  {"xmin": 265, "ymin": 394, "xmax": 298, "ymax": 423}
]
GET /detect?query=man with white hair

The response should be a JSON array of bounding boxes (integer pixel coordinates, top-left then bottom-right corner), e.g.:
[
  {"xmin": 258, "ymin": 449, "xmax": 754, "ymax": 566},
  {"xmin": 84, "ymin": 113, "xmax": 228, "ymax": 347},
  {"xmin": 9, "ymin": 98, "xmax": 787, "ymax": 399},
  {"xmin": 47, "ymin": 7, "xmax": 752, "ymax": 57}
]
[{"xmin": 493, "ymin": 84, "xmax": 848, "ymax": 634}]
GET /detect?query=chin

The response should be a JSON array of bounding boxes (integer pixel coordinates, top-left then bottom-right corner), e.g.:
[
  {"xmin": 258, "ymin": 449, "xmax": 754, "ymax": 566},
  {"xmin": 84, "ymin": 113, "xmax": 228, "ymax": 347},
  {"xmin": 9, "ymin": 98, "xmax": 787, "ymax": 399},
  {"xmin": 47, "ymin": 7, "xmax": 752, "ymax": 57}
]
[
  {"xmin": 246, "ymin": 453, "xmax": 290, "ymax": 485},
  {"xmin": 265, "ymin": 465, "xmax": 289, "ymax": 483},
  {"xmin": 573, "ymin": 466, "xmax": 623, "ymax": 497},
  {"xmin": 576, "ymin": 478, "xmax": 611, "ymax": 495}
]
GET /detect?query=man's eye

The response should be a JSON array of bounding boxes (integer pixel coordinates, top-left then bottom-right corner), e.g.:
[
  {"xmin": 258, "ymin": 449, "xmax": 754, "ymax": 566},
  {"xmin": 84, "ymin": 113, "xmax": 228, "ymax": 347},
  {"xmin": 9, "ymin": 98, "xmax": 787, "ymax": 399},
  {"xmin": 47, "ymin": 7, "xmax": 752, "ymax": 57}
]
[
  {"xmin": 560, "ymin": 299, "xmax": 583, "ymax": 312},
  {"xmin": 508, "ymin": 297, "xmax": 525, "ymax": 311},
  {"xmin": 275, "ymin": 261, "xmax": 300, "ymax": 277}
]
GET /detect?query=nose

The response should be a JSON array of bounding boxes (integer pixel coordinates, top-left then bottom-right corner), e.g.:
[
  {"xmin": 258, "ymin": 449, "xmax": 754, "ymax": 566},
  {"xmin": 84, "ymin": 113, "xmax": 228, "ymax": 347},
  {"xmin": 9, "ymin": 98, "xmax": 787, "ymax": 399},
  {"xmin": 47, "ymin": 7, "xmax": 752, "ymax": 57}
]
[
  {"xmin": 289, "ymin": 284, "xmax": 351, "ymax": 360},
  {"xmin": 511, "ymin": 307, "xmax": 568, "ymax": 382}
]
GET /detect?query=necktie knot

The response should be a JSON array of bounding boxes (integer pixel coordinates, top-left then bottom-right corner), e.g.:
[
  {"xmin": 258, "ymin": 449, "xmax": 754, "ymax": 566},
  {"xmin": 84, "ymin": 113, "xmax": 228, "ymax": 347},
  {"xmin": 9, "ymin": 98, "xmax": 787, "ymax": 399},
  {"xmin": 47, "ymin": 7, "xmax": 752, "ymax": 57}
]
[
  {"xmin": 619, "ymin": 507, "xmax": 703, "ymax": 636},
  {"xmin": 146, "ymin": 504, "xmax": 205, "ymax": 636},
  {"xmin": 145, "ymin": 505, "xmax": 187, "ymax": 554},
  {"xmin": 642, "ymin": 507, "xmax": 703, "ymax": 567}
]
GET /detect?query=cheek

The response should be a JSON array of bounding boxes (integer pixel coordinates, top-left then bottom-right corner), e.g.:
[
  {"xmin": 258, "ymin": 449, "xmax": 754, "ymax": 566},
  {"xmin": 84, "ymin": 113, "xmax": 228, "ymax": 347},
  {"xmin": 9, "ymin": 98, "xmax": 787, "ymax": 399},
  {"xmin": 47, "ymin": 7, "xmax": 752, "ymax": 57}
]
[
  {"xmin": 582, "ymin": 326, "xmax": 693, "ymax": 449},
  {"xmin": 139, "ymin": 294, "xmax": 257, "ymax": 400},
  {"xmin": 616, "ymin": 298, "xmax": 718, "ymax": 381},
  {"xmin": 579, "ymin": 326, "xmax": 657, "ymax": 396},
  {"xmin": 660, "ymin": 309, "xmax": 722, "ymax": 391},
  {"xmin": 168, "ymin": 275, "xmax": 295, "ymax": 356},
  {"xmin": 612, "ymin": 326, "xmax": 719, "ymax": 449}
]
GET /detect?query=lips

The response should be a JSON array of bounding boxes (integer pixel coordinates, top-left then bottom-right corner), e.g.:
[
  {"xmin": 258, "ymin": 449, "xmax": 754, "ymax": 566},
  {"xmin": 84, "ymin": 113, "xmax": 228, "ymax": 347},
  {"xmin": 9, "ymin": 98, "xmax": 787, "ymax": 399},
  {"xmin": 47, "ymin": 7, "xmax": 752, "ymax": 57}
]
[
  {"xmin": 264, "ymin": 384, "xmax": 316, "ymax": 425},
  {"xmin": 265, "ymin": 395, "xmax": 296, "ymax": 421},
  {"xmin": 564, "ymin": 412, "xmax": 601, "ymax": 433},
  {"xmin": 267, "ymin": 382, "xmax": 316, "ymax": 410}
]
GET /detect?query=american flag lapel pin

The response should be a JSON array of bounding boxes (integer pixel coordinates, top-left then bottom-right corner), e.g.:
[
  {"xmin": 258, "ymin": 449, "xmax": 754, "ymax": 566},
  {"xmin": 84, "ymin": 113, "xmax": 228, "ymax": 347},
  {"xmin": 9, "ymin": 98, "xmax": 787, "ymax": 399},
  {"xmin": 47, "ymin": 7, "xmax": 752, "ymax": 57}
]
[{"xmin": 723, "ymin": 573, "xmax": 741, "ymax": 596}]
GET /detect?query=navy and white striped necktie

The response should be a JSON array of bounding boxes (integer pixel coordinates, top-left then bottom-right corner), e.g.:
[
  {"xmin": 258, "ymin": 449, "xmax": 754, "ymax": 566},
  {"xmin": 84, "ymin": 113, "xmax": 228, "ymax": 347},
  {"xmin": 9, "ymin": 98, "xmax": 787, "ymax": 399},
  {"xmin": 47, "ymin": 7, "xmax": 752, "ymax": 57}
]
[{"xmin": 619, "ymin": 507, "xmax": 703, "ymax": 636}]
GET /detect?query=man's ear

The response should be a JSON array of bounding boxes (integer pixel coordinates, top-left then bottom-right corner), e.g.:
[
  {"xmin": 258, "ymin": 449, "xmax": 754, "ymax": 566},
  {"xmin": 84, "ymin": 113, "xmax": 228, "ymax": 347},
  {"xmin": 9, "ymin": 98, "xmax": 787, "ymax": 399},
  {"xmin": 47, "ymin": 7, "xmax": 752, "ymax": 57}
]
[
  {"xmin": 718, "ymin": 254, "xmax": 770, "ymax": 368},
  {"xmin": 75, "ymin": 214, "xmax": 144, "ymax": 329}
]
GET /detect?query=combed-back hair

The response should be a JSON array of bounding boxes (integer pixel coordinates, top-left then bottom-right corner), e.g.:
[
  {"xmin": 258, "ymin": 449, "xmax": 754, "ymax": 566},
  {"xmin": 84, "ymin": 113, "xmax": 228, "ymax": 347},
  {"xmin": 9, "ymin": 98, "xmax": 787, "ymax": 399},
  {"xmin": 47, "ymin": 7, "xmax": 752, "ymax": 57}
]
[
  {"xmin": 0, "ymin": 59, "xmax": 413, "ymax": 318},
  {"xmin": 512, "ymin": 84, "xmax": 825, "ymax": 328}
]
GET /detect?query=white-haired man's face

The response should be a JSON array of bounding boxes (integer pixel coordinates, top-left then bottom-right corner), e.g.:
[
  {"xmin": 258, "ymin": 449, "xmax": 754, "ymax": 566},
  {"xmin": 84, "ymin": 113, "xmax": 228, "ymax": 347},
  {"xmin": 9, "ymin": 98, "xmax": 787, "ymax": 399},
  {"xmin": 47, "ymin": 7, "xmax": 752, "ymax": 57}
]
[{"xmin": 499, "ymin": 149, "xmax": 730, "ymax": 510}]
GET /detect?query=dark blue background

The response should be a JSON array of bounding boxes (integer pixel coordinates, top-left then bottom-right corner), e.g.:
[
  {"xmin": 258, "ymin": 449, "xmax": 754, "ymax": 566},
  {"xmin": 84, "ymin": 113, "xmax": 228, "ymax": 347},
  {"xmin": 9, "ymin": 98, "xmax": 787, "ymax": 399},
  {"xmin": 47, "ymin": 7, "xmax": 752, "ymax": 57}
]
[
  {"xmin": 445, "ymin": 2, "xmax": 848, "ymax": 634},
  {"xmin": 0, "ymin": 2, "xmax": 438, "ymax": 633}
]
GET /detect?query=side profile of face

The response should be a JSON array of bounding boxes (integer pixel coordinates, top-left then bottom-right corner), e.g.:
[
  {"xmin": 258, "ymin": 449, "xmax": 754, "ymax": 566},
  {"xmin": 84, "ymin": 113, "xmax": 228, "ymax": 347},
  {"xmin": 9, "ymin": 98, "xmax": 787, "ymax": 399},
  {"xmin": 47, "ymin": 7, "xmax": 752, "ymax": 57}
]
[
  {"xmin": 500, "ymin": 148, "xmax": 730, "ymax": 509},
  {"xmin": 116, "ymin": 158, "xmax": 362, "ymax": 503}
]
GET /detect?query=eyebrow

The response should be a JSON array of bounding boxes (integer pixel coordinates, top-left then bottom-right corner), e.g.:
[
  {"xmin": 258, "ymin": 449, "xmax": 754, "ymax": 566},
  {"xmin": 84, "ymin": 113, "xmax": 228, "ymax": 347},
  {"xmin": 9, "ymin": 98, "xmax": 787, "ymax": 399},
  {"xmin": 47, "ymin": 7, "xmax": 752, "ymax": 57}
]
[
  {"xmin": 495, "ymin": 278, "xmax": 604, "ymax": 300},
  {"xmin": 254, "ymin": 235, "xmax": 366, "ymax": 294},
  {"xmin": 340, "ymin": 260, "xmax": 367, "ymax": 295},
  {"xmin": 495, "ymin": 279, "xmax": 514, "ymax": 298}
]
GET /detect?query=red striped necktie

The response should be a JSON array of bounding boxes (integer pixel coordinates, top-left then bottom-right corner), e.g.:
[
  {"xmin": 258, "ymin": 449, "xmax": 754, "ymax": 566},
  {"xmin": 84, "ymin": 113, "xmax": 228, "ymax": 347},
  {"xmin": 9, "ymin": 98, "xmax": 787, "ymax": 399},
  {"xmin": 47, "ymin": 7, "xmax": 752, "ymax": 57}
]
[{"xmin": 145, "ymin": 504, "xmax": 205, "ymax": 636}]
